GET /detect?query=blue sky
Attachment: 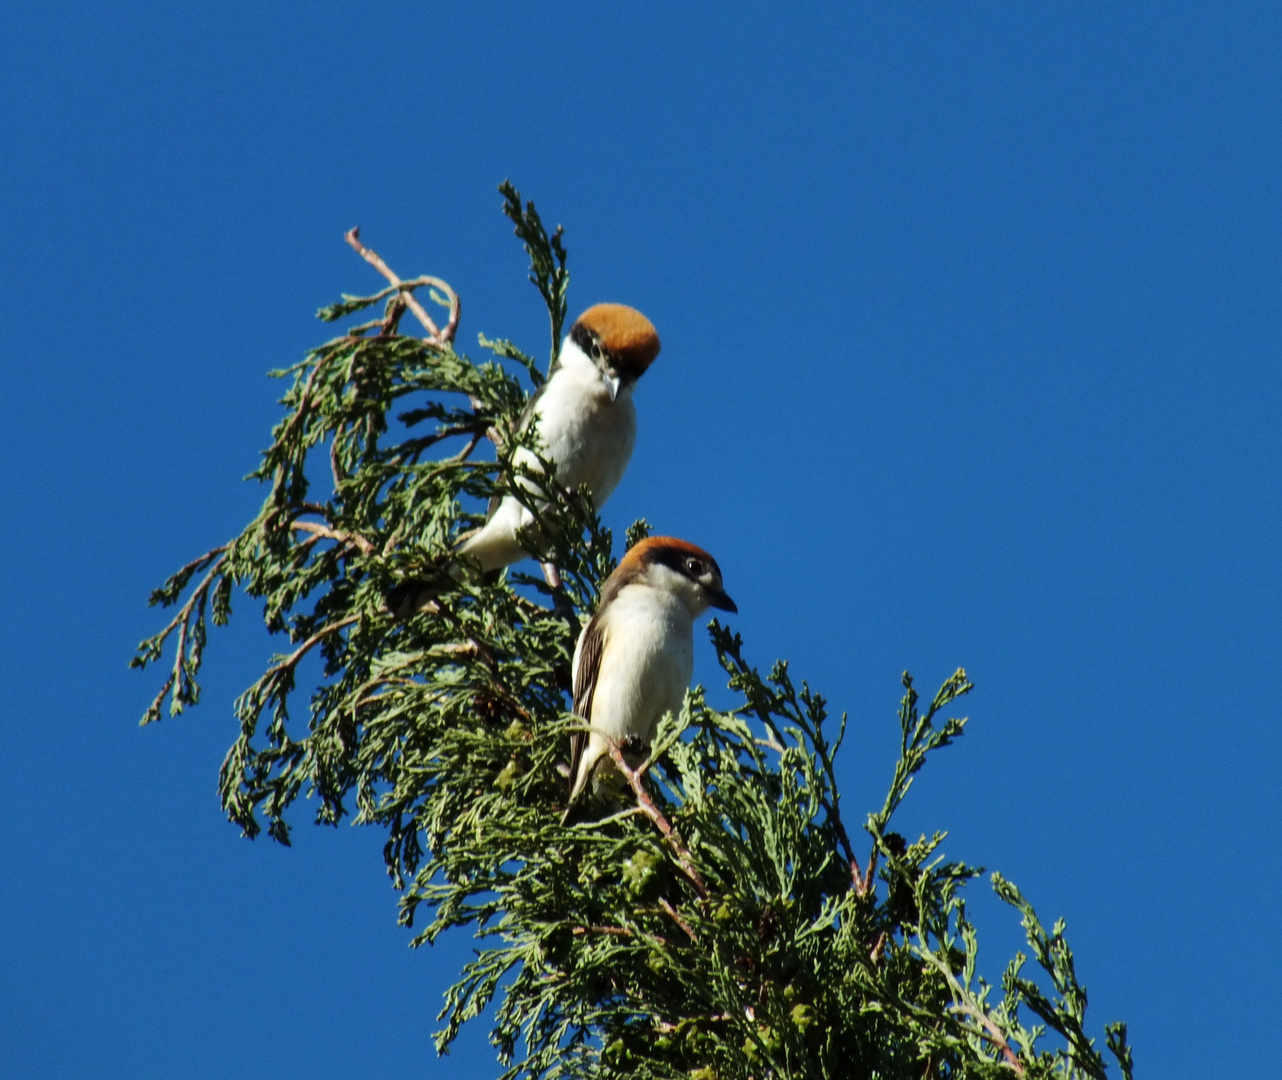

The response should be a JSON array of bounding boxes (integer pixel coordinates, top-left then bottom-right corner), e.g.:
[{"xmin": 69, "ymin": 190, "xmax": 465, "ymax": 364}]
[{"xmin": 2, "ymin": 3, "xmax": 1279, "ymax": 1076}]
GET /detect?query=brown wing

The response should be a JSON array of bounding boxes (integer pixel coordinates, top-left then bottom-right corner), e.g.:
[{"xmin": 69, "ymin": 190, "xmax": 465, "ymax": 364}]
[{"xmin": 565, "ymin": 614, "xmax": 607, "ymax": 797}]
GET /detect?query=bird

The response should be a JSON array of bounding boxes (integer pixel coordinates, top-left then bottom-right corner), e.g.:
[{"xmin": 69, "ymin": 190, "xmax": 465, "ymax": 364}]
[
  {"xmin": 456, "ymin": 302, "xmax": 661, "ymax": 573},
  {"xmin": 563, "ymin": 536, "xmax": 737, "ymax": 822},
  {"xmin": 385, "ymin": 303, "xmax": 660, "ymax": 617}
]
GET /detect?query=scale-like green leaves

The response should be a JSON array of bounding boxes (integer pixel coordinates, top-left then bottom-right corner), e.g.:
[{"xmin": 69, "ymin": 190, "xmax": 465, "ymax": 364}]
[{"xmin": 134, "ymin": 185, "xmax": 1132, "ymax": 1080}]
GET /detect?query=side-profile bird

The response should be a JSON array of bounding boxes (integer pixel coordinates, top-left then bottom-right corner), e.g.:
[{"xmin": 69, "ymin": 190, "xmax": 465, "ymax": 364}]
[
  {"xmin": 563, "ymin": 536, "xmax": 737, "ymax": 822},
  {"xmin": 457, "ymin": 302, "xmax": 661, "ymax": 573}
]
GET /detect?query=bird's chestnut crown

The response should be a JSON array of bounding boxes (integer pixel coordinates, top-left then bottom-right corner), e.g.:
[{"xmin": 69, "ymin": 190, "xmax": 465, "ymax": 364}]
[
  {"xmin": 613, "ymin": 536, "xmax": 738, "ymax": 614},
  {"xmin": 570, "ymin": 303, "xmax": 661, "ymax": 383}
]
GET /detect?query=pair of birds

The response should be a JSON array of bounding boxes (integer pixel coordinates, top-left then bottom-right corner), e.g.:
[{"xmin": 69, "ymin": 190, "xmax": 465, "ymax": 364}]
[{"xmin": 415, "ymin": 302, "xmax": 735, "ymax": 820}]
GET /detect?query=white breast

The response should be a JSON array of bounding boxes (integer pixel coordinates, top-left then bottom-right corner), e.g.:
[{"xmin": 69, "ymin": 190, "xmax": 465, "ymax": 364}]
[
  {"xmin": 531, "ymin": 339, "xmax": 637, "ymax": 506},
  {"xmin": 459, "ymin": 340, "xmax": 638, "ymax": 574},
  {"xmin": 586, "ymin": 584, "xmax": 695, "ymax": 745}
]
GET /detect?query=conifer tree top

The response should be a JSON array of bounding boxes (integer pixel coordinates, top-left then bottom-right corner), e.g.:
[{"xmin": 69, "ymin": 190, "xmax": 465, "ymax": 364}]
[{"xmin": 133, "ymin": 184, "xmax": 1133, "ymax": 1080}]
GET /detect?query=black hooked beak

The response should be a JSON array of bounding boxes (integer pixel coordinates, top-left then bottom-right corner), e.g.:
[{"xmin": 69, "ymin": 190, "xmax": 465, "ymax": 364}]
[{"xmin": 707, "ymin": 587, "xmax": 738, "ymax": 614}]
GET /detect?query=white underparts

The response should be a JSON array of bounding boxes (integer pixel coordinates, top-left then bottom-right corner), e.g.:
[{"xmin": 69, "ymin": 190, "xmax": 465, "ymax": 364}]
[
  {"xmin": 458, "ymin": 338, "xmax": 637, "ymax": 573},
  {"xmin": 568, "ymin": 580, "xmax": 697, "ymax": 804}
]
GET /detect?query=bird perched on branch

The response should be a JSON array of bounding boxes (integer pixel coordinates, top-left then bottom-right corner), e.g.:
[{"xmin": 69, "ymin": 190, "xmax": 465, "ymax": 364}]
[
  {"xmin": 386, "ymin": 303, "xmax": 660, "ymax": 616},
  {"xmin": 458, "ymin": 303, "xmax": 659, "ymax": 573},
  {"xmin": 563, "ymin": 536, "xmax": 737, "ymax": 823}
]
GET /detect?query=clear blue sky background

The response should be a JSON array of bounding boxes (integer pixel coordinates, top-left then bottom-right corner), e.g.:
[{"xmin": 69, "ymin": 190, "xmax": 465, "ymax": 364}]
[{"xmin": 2, "ymin": 3, "xmax": 1279, "ymax": 1077}]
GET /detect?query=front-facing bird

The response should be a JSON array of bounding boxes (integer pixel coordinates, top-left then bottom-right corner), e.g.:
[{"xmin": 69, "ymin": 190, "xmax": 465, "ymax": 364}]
[
  {"xmin": 563, "ymin": 536, "xmax": 737, "ymax": 822},
  {"xmin": 457, "ymin": 303, "xmax": 661, "ymax": 573}
]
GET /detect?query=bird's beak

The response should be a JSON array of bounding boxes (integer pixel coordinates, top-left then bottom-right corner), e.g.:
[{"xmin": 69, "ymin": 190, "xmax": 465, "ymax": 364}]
[
  {"xmin": 602, "ymin": 369, "xmax": 622, "ymax": 402},
  {"xmin": 707, "ymin": 588, "xmax": 738, "ymax": 614}
]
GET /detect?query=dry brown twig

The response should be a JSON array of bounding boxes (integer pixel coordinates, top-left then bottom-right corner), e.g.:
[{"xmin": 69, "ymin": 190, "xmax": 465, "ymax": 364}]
[
  {"xmin": 268, "ymin": 613, "xmax": 361, "ymax": 680},
  {"xmin": 659, "ymin": 897, "xmax": 699, "ymax": 942},
  {"xmin": 289, "ymin": 519, "xmax": 376, "ymax": 556},
  {"xmin": 850, "ymin": 845, "xmax": 879, "ymax": 897},
  {"xmin": 869, "ymin": 931, "xmax": 887, "ymax": 964},
  {"xmin": 953, "ymin": 1003, "xmax": 1025, "ymax": 1075},
  {"xmin": 344, "ymin": 227, "xmax": 460, "ymax": 346},
  {"xmin": 606, "ymin": 741, "xmax": 709, "ymax": 900}
]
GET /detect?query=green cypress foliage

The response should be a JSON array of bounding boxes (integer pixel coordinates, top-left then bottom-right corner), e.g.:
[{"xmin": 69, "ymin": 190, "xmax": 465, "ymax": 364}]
[{"xmin": 132, "ymin": 184, "xmax": 1134, "ymax": 1080}]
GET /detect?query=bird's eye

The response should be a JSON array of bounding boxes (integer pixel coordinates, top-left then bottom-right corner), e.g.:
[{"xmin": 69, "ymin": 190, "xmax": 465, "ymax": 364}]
[{"xmin": 685, "ymin": 557, "xmax": 702, "ymax": 576}]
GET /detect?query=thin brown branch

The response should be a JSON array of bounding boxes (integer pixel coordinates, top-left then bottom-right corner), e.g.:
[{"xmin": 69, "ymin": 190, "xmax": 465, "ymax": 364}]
[
  {"xmin": 659, "ymin": 897, "xmax": 698, "ymax": 942},
  {"xmin": 270, "ymin": 613, "xmax": 360, "ymax": 679},
  {"xmin": 344, "ymin": 228, "xmax": 460, "ymax": 345},
  {"xmin": 145, "ymin": 554, "xmax": 226, "ymax": 651},
  {"xmin": 161, "ymin": 544, "xmax": 233, "ymax": 594},
  {"xmin": 851, "ymin": 846, "xmax": 878, "ymax": 897},
  {"xmin": 380, "ymin": 294, "xmax": 407, "ymax": 337},
  {"xmin": 953, "ymin": 1003, "xmax": 1025, "ymax": 1075},
  {"xmin": 453, "ymin": 430, "xmax": 484, "ymax": 463},
  {"xmin": 396, "ymin": 421, "xmax": 492, "ymax": 463},
  {"xmin": 345, "ymin": 227, "xmax": 439, "ymax": 339},
  {"xmin": 144, "ymin": 670, "xmax": 177, "ymax": 724},
  {"xmin": 572, "ymin": 925, "xmax": 635, "ymax": 939},
  {"xmin": 607, "ymin": 741, "xmax": 708, "ymax": 899},
  {"xmin": 436, "ymin": 283, "xmax": 461, "ymax": 343},
  {"xmin": 344, "ymin": 316, "xmax": 386, "ymax": 338},
  {"xmin": 870, "ymin": 932, "xmax": 887, "ymax": 964},
  {"xmin": 289, "ymin": 519, "xmax": 376, "ymax": 556}
]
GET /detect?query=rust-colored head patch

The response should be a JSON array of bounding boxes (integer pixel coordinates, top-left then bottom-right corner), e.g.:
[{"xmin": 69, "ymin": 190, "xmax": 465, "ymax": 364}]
[
  {"xmin": 572, "ymin": 303, "xmax": 661, "ymax": 379},
  {"xmin": 601, "ymin": 535, "xmax": 733, "ymax": 612},
  {"xmin": 612, "ymin": 533, "xmax": 717, "ymax": 577}
]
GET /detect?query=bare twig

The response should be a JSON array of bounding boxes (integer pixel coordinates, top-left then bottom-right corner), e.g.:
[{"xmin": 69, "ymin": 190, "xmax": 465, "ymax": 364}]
[
  {"xmin": 344, "ymin": 228, "xmax": 461, "ymax": 345},
  {"xmin": 435, "ymin": 283, "xmax": 462, "ymax": 343},
  {"xmin": 870, "ymin": 932, "xmax": 887, "ymax": 964},
  {"xmin": 851, "ymin": 847, "xmax": 878, "ymax": 896},
  {"xmin": 454, "ymin": 430, "xmax": 484, "ymax": 463},
  {"xmin": 395, "ymin": 421, "xmax": 492, "ymax": 464},
  {"xmin": 289, "ymin": 519, "xmax": 376, "ymax": 556},
  {"xmin": 381, "ymin": 294, "xmax": 407, "ymax": 336},
  {"xmin": 607, "ymin": 741, "xmax": 708, "ymax": 899},
  {"xmin": 849, "ymin": 842, "xmax": 879, "ymax": 896},
  {"xmin": 270, "ymin": 613, "xmax": 361, "ymax": 679},
  {"xmin": 659, "ymin": 897, "xmax": 698, "ymax": 942},
  {"xmin": 953, "ymin": 1004, "xmax": 1025, "ymax": 1075},
  {"xmin": 572, "ymin": 925, "xmax": 635, "ymax": 939}
]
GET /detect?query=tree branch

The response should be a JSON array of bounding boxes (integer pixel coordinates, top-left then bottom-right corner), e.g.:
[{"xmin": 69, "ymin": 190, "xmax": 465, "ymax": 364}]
[
  {"xmin": 344, "ymin": 228, "xmax": 460, "ymax": 345},
  {"xmin": 289, "ymin": 519, "xmax": 376, "ymax": 556},
  {"xmin": 953, "ymin": 1003, "xmax": 1025, "ymax": 1075},
  {"xmin": 269, "ymin": 613, "xmax": 361, "ymax": 682},
  {"xmin": 659, "ymin": 897, "xmax": 698, "ymax": 942},
  {"xmin": 607, "ymin": 741, "xmax": 708, "ymax": 899}
]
